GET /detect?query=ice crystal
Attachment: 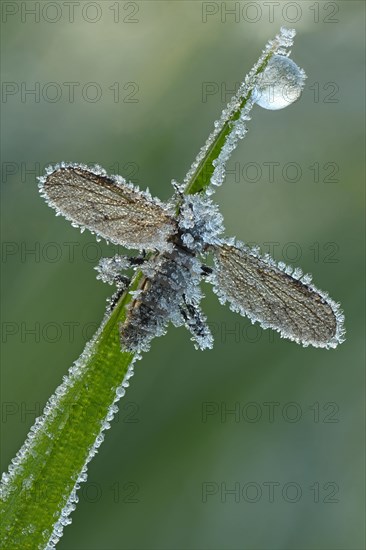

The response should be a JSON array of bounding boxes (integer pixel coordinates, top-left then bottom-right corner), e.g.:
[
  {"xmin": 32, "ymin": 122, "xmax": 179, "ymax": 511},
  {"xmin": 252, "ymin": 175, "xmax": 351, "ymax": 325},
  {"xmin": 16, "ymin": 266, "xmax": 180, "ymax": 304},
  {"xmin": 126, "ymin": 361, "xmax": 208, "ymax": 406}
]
[{"xmin": 178, "ymin": 193, "xmax": 225, "ymax": 252}]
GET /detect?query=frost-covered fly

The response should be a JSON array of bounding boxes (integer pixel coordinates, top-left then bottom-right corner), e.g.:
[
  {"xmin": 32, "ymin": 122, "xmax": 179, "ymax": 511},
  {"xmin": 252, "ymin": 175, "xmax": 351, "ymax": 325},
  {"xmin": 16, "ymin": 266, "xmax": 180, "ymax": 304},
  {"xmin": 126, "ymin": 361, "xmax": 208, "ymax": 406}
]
[{"xmin": 39, "ymin": 163, "xmax": 345, "ymax": 353}]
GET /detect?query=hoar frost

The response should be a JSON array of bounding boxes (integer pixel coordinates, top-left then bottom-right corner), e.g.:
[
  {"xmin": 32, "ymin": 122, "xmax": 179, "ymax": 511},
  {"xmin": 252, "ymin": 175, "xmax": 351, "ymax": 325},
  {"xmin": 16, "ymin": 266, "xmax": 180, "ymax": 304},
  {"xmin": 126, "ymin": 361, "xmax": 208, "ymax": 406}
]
[{"xmin": 183, "ymin": 27, "xmax": 306, "ymax": 193}]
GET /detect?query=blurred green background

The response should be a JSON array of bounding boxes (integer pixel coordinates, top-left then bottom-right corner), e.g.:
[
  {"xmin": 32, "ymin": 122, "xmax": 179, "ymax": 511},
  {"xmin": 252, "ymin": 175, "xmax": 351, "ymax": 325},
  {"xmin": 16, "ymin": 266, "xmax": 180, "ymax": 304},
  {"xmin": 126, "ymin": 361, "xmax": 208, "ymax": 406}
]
[{"xmin": 1, "ymin": 1, "xmax": 364, "ymax": 549}]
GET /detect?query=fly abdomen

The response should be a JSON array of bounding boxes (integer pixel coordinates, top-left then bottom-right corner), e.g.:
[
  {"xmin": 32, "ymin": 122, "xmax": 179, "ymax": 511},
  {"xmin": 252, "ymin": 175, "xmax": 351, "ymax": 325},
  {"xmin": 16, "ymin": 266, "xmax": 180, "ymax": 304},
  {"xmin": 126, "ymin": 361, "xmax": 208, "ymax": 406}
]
[{"xmin": 120, "ymin": 247, "xmax": 197, "ymax": 352}]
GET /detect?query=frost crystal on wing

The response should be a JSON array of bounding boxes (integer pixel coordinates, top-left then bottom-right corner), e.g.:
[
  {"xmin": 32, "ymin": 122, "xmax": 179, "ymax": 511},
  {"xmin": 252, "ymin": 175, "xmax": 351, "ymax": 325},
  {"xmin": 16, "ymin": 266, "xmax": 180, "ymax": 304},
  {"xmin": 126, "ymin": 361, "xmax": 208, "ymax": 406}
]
[
  {"xmin": 209, "ymin": 240, "xmax": 345, "ymax": 349},
  {"xmin": 38, "ymin": 163, "xmax": 176, "ymax": 252}
]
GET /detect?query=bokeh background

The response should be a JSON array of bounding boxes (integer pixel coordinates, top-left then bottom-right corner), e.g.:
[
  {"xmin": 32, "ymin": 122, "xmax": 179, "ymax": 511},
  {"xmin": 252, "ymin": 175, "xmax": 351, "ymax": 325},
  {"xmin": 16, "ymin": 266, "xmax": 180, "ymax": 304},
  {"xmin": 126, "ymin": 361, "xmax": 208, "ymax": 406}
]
[{"xmin": 1, "ymin": 1, "xmax": 364, "ymax": 549}]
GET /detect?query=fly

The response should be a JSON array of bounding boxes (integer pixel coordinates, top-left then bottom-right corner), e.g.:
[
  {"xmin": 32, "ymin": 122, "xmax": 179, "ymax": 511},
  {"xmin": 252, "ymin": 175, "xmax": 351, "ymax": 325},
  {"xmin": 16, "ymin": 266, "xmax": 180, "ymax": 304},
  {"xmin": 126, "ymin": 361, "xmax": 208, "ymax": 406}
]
[{"xmin": 38, "ymin": 163, "xmax": 345, "ymax": 352}]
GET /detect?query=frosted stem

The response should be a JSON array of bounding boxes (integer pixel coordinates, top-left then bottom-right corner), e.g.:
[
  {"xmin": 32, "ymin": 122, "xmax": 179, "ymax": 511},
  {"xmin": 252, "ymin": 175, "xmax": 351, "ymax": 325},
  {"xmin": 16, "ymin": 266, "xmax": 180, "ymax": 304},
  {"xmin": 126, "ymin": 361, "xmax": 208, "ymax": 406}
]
[
  {"xmin": 0, "ymin": 276, "xmax": 141, "ymax": 549},
  {"xmin": 184, "ymin": 27, "xmax": 301, "ymax": 196}
]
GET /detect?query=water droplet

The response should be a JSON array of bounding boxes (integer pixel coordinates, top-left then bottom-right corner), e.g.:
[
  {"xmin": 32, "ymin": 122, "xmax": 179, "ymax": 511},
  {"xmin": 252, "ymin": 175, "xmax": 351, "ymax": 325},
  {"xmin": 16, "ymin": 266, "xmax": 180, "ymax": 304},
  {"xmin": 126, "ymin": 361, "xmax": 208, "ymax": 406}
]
[{"xmin": 253, "ymin": 55, "xmax": 306, "ymax": 110}]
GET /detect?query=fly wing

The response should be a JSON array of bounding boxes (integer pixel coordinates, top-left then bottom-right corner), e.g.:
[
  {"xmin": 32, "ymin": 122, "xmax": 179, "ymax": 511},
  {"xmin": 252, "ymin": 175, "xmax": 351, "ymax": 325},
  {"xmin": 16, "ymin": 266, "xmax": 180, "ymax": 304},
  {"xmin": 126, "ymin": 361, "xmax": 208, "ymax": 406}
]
[
  {"xmin": 38, "ymin": 163, "xmax": 176, "ymax": 250},
  {"xmin": 210, "ymin": 242, "xmax": 345, "ymax": 348}
]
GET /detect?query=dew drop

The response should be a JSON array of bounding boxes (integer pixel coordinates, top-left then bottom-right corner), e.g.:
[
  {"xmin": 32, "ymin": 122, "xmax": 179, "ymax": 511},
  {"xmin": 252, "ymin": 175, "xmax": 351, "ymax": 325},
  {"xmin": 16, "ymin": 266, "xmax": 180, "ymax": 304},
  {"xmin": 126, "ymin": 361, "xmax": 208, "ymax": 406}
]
[{"xmin": 253, "ymin": 55, "xmax": 306, "ymax": 110}]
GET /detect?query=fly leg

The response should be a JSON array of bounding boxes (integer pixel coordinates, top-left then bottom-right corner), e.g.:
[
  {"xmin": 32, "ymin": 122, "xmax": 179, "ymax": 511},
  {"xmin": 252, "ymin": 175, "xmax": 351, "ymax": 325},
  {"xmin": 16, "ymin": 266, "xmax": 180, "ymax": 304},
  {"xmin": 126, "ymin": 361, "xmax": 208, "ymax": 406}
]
[
  {"xmin": 96, "ymin": 253, "xmax": 147, "ymax": 284},
  {"xmin": 179, "ymin": 294, "xmax": 213, "ymax": 350},
  {"xmin": 95, "ymin": 252, "xmax": 147, "ymax": 311}
]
